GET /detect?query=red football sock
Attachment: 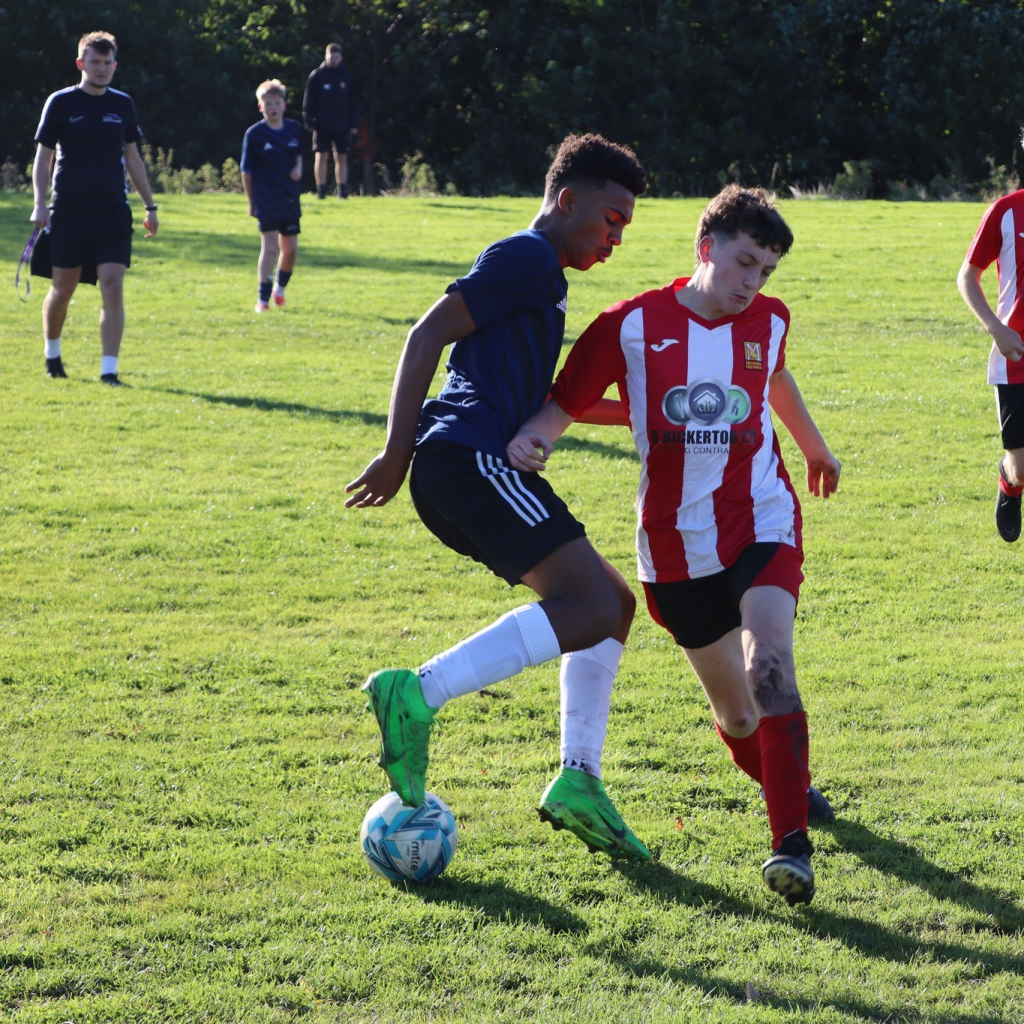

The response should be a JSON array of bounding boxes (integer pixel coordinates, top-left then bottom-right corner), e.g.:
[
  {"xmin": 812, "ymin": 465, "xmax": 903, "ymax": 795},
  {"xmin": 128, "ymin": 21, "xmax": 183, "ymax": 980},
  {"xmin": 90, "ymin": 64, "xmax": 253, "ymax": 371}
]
[
  {"xmin": 999, "ymin": 466, "xmax": 1024, "ymax": 497},
  {"xmin": 715, "ymin": 720, "xmax": 763, "ymax": 784},
  {"xmin": 759, "ymin": 711, "xmax": 811, "ymax": 848}
]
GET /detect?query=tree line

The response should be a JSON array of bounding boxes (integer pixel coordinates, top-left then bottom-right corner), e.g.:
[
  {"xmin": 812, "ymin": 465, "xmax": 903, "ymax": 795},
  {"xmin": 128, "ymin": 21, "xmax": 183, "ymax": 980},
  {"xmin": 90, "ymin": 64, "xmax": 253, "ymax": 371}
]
[{"xmin": 4, "ymin": 0, "xmax": 1024, "ymax": 198}]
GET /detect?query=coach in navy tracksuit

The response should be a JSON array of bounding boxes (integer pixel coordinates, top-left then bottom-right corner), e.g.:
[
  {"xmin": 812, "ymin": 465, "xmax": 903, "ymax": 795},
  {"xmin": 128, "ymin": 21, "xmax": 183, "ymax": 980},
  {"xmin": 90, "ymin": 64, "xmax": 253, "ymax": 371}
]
[{"xmin": 302, "ymin": 43, "xmax": 359, "ymax": 199}]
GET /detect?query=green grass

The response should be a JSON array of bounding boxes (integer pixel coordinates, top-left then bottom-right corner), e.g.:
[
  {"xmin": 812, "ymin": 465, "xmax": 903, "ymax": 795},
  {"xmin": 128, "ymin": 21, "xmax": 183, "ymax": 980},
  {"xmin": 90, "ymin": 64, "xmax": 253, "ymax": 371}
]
[{"xmin": 1, "ymin": 191, "xmax": 1022, "ymax": 1023}]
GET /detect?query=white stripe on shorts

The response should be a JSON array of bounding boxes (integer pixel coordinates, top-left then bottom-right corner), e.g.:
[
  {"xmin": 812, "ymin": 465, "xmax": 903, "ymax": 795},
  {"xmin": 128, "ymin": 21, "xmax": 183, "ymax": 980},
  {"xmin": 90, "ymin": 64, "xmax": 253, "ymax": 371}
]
[{"xmin": 476, "ymin": 451, "xmax": 551, "ymax": 526}]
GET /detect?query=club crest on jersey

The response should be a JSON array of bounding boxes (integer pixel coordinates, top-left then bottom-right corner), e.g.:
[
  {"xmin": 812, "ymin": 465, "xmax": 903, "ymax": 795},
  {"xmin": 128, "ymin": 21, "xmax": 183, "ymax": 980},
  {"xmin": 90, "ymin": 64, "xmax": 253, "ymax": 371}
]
[
  {"xmin": 662, "ymin": 378, "xmax": 751, "ymax": 426},
  {"xmin": 743, "ymin": 341, "xmax": 762, "ymax": 370}
]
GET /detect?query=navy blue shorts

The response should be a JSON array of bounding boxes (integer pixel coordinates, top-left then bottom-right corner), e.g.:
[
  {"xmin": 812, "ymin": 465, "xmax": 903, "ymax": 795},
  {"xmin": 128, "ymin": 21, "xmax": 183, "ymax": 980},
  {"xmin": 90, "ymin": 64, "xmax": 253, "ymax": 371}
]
[
  {"xmin": 50, "ymin": 200, "xmax": 132, "ymax": 269},
  {"xmin": 409, "ymin": 441, "xmax": 587, "ymax": 586},
  {"xmin": 643, "ymin": 542, "xmax": 803, "ymax": 649},
  {"xmin": 312, "ymin": 128, "xmax": 352, "ymax": 154},
  {"xmin": 258, "ymin": 218, "xmax": 300, "ymax": 236}
]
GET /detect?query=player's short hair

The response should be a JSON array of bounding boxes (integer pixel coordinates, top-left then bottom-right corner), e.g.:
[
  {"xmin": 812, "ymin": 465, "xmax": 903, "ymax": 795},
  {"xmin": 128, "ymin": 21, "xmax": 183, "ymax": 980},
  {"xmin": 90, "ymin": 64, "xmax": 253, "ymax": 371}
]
[
  {"xmin": 327, "ymin": 43, "xmax": 343, "ymax": 55},
  {"xmin": 544, "ymin": 134, "xmax": 647, "ymax": 200},
  {"xmin": 695, "ymin": 184, "xmax": 794, "ymax": 258},
  {"xmin": 256, "ymin": 79, "xmax": 287, "ymax": 102},
  {"xmin": 78, "ymin": 31, "xmax": 116, "ymax": 59}
]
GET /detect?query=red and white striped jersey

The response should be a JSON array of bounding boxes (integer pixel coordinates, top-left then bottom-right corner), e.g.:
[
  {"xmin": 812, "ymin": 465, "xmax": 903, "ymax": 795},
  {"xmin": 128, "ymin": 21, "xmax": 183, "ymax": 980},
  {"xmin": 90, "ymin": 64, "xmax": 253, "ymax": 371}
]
[
  {"xmin": 965, "ymin": 189, "xmax": 1024, "ymax": 385},
  {"xmin": 550, "ymin": 279, "xmax": 801, "ymax": 583}
]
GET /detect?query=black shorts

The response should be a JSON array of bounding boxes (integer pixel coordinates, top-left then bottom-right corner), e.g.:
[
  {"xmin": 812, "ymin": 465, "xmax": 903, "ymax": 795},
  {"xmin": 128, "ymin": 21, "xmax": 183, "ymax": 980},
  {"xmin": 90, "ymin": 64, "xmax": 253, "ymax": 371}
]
[
  {"xmin": 643, "ymin": 542, "xmax": 803, "ymax": 650},
  {"xmin": 996, "ymin": 384, "xmax": 1024, "ymax": 449},
  {"xmin": 50, "ymin": 200, "xmax": 132, "ymax": 269},
  {"xmin": 409, "ymin": 440, "xmax": 587, "ymax": 586},
  {"xmin": 258, "ymin": 218, "xmax": 301, "ymax": 236},
  {"xmin": 312, "ymin": 128, "xmax": 351, "ymax": 154}
]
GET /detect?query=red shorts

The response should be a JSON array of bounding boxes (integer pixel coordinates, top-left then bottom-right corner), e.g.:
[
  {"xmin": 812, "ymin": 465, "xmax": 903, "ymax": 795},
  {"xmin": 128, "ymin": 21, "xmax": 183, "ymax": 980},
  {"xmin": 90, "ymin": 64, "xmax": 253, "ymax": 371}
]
[{"xmin": 643, "ymin": 542, "xmax": 803, "ymax": 649}]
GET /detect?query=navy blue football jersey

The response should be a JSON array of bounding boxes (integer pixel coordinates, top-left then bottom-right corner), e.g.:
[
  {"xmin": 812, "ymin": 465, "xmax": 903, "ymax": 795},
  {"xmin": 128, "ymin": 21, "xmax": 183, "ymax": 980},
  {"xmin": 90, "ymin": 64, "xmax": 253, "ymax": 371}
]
[
  {"xmin": 34, "ymin": 86, "xmax": 142, "ymax": 204},
  {"xmin": 240, "ymin": 118, "xmax": 303, "ymax": 222},
  {"xmin": 416, "ymin": 230, "xmax": 569, "ymax": 459}
]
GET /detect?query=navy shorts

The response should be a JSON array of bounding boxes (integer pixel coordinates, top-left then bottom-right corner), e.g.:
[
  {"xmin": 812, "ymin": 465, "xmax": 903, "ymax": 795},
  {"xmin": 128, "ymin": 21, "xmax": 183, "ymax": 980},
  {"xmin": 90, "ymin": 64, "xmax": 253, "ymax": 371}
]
[
  {"xmin": 50, "ymin": 200, "xmax": 132, "ymax": 269},
  {"xmin": 996, "ymin": 384, "xmax": 1024, "ymax": 449},
  {"xmin": 258, "ymin": 218, "xmax": 300, "ymax": 236},
  {"xmin": 643, "ymin": 542, "xmax": 804, "ymax": 650},
  {"xmin": 409, "ymin": 441, "xmax": 587, "ymax": 585},
  {"xmin": 312, "ymin": 128, "xmax": 352, "ymax": 154}
]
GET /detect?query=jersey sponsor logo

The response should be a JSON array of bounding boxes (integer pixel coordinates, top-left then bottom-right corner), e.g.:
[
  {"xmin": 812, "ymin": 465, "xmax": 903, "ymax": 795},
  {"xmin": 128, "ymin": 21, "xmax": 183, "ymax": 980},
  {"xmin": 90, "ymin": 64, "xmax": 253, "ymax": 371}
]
[
  {"xmin": 662, "ymin": 378, "xmax": 751, "ymax": 426},
  {"xmin": 102, "ymin": 113, "xmax": 123, "ymax": 124},
  {"xmin": 69, "ymin": 115, "xmax": 85, "ymax": 123},
  {"xmin": 743, "ymin": 341, "xmax": 762, "ymax": 370},
  {"xmin": 288, "ymin": 139, "xmax": 299, "ymax": 147},
  {"xmin": 651, "ymin": 338, "xmax": 679, "ymax": 352}
]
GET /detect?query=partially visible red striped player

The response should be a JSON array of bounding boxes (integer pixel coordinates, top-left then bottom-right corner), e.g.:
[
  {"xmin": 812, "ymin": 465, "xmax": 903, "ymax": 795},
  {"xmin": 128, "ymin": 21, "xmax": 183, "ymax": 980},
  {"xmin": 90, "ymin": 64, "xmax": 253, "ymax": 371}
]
[
  {"xmin": 957, "ymin": 161, "xmax": 1024, "ymax": 542},
  {"xmin": 506, "ymin": 185, "xmax": 841, "ymax": 905}
]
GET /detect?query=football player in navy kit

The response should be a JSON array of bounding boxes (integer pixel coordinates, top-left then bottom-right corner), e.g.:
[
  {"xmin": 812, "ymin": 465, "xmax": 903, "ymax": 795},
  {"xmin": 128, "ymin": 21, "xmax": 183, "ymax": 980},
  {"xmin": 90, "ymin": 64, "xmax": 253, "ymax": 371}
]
[
  {"xmin": 30, "ymin": 30, "xmax": 159, "ymax": 386},
  {"xmin": 346, "ymin": 135, "xmax": 653, "ymax": 862},
  {"xmin": 241, "ymin": 80, "xmax": 303, "ymax": 312}
]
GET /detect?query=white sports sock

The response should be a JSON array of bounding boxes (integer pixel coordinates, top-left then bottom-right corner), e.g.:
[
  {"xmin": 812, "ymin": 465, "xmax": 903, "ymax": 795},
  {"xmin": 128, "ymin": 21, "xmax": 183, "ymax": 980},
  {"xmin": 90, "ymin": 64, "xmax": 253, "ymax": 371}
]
[
  {"xmin": 418, "ymin": 603, "xmax": 561, "ymax": 709},
  {"xmin": 560, "ymin": 637, "xmax": 623, "ymax": 779},
  {"xmin": 44, "ymin": 337, "xmax": 61, "ymax": 358},
  {"xmin": 101, "ymin": 355, "xmax": 118, "ymax": 377}
]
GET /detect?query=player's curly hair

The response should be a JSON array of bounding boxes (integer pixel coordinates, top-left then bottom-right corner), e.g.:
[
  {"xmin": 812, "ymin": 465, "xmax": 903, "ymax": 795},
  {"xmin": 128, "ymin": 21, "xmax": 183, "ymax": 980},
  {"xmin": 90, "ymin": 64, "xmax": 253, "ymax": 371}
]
[
  {"xmin": 695, "ymin": 184, "xmax": 794, "ymax": 258},
  {"xmin": 544, "ymin": 134, "xmax": 647, "ymax": 199},
  {"xmin": 78, "ymin": 31, "xmax": 116, "ymax": 58}
]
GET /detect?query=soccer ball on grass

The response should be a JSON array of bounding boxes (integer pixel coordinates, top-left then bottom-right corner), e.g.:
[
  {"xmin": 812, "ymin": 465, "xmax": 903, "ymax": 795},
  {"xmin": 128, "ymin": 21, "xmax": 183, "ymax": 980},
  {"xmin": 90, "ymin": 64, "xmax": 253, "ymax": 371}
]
[{"xmin": 360, "ymin": 790, "xmax": 458, "ymax": 883}]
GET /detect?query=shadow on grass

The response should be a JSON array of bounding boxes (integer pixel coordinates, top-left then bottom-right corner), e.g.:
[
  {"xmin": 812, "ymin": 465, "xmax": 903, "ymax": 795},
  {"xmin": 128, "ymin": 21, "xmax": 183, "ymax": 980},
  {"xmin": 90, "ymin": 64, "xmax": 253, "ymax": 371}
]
[
  {"xmin": 610, "ymin": 860, "xmax": 1009, "ymax": 1022},
  {"xmin": 145, "ymin": 386, "xmax": 387, "ymax": 427},
  {"xmin": 829, "ymin": 818, "xmax": 1024, "ymax": 934},
  {"xmin": 606, "ymin": 952, "xmax": 1005, "ymax": 1023},
  {"xmin": 410, "ymin": 877, "xmax": 587, "ymax": 935},
  {"xmin": 156, "ymin": 227, "xmax": 467, "ymax": 278},
  {"xmin": 558, "ymin": 433, "xmax": 639, "ymax": 462}
]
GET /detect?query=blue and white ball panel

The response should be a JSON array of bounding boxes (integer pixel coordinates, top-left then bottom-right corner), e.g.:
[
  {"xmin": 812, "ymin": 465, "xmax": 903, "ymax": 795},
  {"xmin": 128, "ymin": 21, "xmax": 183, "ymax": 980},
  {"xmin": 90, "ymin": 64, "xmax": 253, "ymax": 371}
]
[{"xmin": 360, "ymin": 791, "xmax": 458, "ymax": 884}]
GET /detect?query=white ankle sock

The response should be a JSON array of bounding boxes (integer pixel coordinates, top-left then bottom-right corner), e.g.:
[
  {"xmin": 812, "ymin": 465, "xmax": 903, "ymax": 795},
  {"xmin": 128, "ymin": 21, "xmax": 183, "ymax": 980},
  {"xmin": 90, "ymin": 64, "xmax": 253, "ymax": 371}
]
[
  {"xmin": 418, "ymin": 604, "xmax": 561, "ymax": 709},
  {"xmin": 560, "ymin": 637, "xmax": 623, "ymax": 779},
  {"xmin": 101, "ymin": 355, "xmax": 118, "ymax": 377},
  {"xmin": 45, "ymin": 337, "xmax": 61, "ymax": 358}
]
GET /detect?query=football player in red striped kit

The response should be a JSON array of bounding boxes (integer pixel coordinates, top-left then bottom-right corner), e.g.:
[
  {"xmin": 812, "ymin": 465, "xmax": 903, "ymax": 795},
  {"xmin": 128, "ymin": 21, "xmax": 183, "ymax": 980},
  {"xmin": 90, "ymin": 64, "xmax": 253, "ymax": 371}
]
[
  {"xmin": 507, "ymin": 185, "xmax": 841, "ymax": 905},
  {"xmin": 957, "ymin": 162, "xmax": 1024, "ymax": 543}
]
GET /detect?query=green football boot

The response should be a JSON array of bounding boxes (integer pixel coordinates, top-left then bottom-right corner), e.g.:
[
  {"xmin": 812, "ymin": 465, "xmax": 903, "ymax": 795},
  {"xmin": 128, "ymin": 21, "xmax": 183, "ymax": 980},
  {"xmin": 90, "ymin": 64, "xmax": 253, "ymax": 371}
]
[
  {"xmin": 538, "ymin": 767, "xmax": 651, "ymax": 861},
  {"xmin": 362, "ymin": 668, "xmax": 436, "ymax": 807}
]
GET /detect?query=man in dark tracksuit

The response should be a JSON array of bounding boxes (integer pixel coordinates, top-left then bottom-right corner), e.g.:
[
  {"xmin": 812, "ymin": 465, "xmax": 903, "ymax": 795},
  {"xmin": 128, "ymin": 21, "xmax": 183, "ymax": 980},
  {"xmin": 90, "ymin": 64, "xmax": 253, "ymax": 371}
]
[{"xmin": 302, "ymin": 43, "xmax": 359, "ymax": 199}]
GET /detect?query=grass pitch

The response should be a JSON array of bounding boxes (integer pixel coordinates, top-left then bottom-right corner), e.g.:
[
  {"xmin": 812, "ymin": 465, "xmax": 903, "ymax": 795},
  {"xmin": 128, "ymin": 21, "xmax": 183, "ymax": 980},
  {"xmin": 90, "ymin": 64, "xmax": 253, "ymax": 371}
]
[{"xmin": 0, "ymin": 192, "xmax": 1022, "ymax": 1022}]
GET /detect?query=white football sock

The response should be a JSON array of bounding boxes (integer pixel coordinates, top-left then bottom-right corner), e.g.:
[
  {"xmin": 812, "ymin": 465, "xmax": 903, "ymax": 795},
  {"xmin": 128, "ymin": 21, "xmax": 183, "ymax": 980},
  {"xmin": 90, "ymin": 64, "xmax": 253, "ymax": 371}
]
[
  {"xmin": 101, "ymin": 355, "xmax": 118, "ymax": 377},
  {"xmin": 44, "ymin": 337, "xmax": 61, "ymax": 358},
  {"xmin": 418, "ymin": 603, "xmax": 561, "ymax": 709},
  {"xmin": 559, "ymin": 637, "xmax": 623, "ymax": 779}
]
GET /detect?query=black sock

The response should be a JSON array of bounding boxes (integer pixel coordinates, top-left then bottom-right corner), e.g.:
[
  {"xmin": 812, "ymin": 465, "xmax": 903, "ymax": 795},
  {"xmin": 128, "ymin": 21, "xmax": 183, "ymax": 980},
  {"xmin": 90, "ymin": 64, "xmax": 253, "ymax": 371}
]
[
  {"xmin": 259, "ymin": 278, "xmax": 273, "ymax": 303},
  {"xmin": 277, "ymin": 269, "xmax": 292, "ymax": 289}
]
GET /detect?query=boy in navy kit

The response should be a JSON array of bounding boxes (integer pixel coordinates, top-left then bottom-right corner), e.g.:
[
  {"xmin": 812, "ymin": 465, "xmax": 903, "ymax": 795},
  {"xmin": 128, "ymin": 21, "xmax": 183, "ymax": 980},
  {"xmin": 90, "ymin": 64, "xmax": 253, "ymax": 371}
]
[
  {"xmin": 346, "ymin": 135, "xmax": 652, "ymax": 861},
  {"xmin": 241, "ymin": 80, "xmax": 302, "ymax": 312},
  {"xmin": 30, "ymin": 30, "xmax": 159, "ymax": 385}
]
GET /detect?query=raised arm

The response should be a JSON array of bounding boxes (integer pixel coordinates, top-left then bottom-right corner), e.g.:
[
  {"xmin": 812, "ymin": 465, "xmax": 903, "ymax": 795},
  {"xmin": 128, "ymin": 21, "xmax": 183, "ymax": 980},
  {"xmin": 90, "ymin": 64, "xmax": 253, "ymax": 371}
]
[
  {"xmin": 345, "ymin": 291, "xmax": 478, "ymax": 507},
  {"xmin": 768, "ymin": 366, "xmax": 840, "ymax": 498},
  {"xmin": 957, "ymin": 258, "xmax": 1024, "ymax": 362}
]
